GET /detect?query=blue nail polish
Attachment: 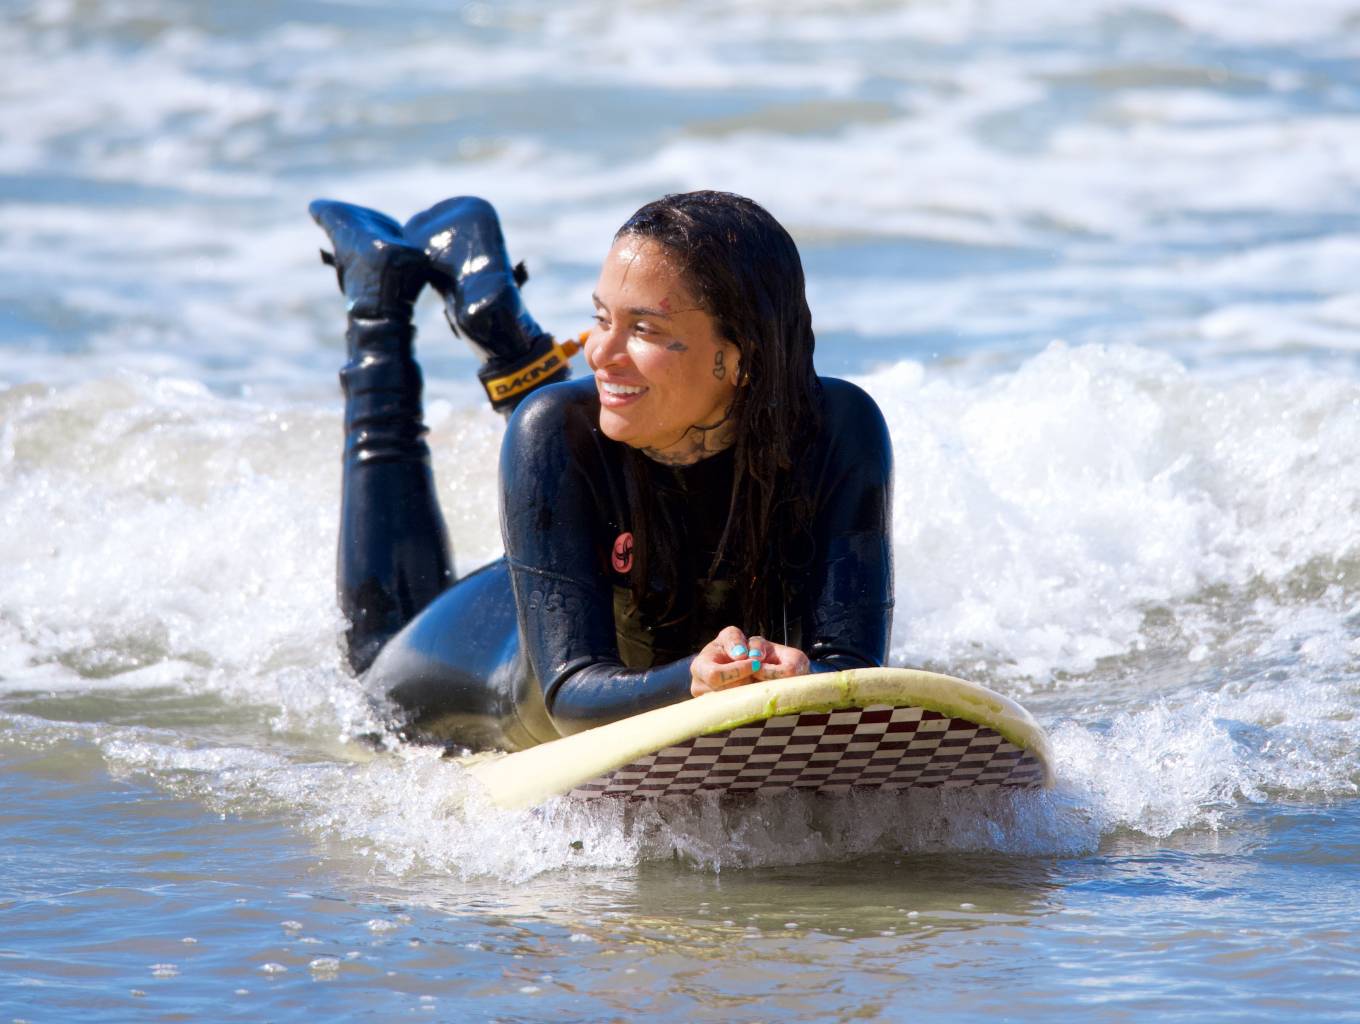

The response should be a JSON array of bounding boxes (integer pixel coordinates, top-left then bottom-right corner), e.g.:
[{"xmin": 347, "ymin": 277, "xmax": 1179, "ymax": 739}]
[
  {"xmin": 751, "ymin": 660, "xmax": 762, "ymax": 672},
  {"xmin": 729, "ymin": 643, "xmax": 747, "ymax": 658}
]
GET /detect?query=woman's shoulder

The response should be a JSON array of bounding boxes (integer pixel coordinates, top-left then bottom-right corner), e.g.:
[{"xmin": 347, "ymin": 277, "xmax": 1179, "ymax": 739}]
[
  {"xmin": 500, "ymin": 376, "xmax": 624, "ymax": 509},
  {"xmin": 815, "ymin": 376, "xmax": 891, "ymax": 450},
  {"xmin": 818, "ymin": 374, "xmax": 881, "ymax": 411},
  {"xmin": 508, "ymin": 376, "xmax": 598, "ymax": 427},
  {"xmin": 504, "ymin": 377, "xmax": 601, "ymax": 452}
]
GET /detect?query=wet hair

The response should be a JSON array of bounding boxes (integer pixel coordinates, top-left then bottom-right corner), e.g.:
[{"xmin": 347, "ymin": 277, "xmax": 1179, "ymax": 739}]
[{"xmin": 614, "ymin": 190, "xmax": 823, "ymax": 635}]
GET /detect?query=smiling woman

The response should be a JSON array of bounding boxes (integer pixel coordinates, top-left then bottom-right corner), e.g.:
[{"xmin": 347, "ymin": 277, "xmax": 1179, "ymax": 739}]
[{"xmin": 309, "ymin": 191, "xmax": 895, "ymax": 749}]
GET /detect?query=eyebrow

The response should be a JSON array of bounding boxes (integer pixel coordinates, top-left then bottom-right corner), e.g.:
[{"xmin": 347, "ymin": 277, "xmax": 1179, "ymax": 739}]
[{"xmin": 591, "ymin": 292, "xmax": 675, "ymax": 319}]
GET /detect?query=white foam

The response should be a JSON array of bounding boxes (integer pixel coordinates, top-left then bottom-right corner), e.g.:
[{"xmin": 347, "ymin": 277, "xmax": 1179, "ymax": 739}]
[
  {"xmin": 857, "ymin": 343, "xmax": 1360, "ymax": 680},
  {"xmin": 7, "ymin": 343, "xmax": 1357, "ymax": 877}
]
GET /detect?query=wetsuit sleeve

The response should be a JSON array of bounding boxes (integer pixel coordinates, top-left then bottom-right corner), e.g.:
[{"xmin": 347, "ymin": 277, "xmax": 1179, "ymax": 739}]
[
  {"xmin": 799, "ymin": 379, "xmax": 894, "ymax": 672},
  {"xmin": 499, "ymin": 383, "xmax": 694, "ymax": 736}
]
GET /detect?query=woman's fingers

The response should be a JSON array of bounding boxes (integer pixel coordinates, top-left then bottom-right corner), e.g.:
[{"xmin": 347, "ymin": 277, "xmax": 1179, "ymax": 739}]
[
  {"xmin": 746, "ymin": 635, "xmax": 768, "ymax": 673},
  {"xmin": 690, "ymin": 656, "xmax": 756, "ymax": 696},
  {"xmin": 752, "ymin": 641, "xmax": 811, "ymax": 680},
  {"xmin": 714, "ymin": 625, "xmax": 749, "ymax": 661},
  {"xmin": 691, "ymin": 626, "xmax": 755, "ymax": 697},
  {"xmin": 691, "ymin": 629, "xmax": 812, "ymax": 696}
]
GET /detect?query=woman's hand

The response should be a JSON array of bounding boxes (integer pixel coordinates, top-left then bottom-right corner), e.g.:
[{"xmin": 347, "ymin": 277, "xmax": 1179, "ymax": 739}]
[{"xmin": 690, "ymin": 626, "xmax": 811, "ymax": 697}]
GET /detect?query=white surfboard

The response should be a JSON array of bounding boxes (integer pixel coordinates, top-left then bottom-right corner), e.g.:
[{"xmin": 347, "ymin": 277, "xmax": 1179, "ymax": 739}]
[{"xmin": 463, "ymin": 668, "xmax": 1052, "ymax": 810}]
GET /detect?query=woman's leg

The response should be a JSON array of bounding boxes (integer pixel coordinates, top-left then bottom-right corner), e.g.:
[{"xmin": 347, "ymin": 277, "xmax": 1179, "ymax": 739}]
[{"xmin": 311, "ymin": 200, "xmax": 453, "ymax": 674}]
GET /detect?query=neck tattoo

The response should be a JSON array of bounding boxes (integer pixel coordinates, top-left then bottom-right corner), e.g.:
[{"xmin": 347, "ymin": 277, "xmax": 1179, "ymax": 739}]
[{"xmin": 641, "ymin": 403, "xmax": 737, "ymax": 466}]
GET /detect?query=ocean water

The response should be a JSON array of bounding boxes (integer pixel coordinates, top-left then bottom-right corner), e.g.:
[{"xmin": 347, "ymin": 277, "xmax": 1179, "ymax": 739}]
[{"xmin": 3, "ymin": 0, "xmax": 1360, "ymax": 1019}]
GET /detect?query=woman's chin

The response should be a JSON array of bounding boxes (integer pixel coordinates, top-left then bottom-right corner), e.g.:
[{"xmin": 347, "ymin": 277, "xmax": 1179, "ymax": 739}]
[{"xmin": 598, "ymin": 407, "xmax": 641, "ymax": 446}]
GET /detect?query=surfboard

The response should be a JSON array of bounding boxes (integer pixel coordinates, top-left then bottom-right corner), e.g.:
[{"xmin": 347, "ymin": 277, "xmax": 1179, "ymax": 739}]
[{"xmin": 462, "ymin": 668, "xmax": 1052, "ymax": 810}]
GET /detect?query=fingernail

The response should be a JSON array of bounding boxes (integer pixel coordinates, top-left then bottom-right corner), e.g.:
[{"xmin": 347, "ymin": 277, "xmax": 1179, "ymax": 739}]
[
  {"xmin": 751, "ymin": 660, "xmax": 762, "ymax": 672},
  {"xmin": 748, "ymin": 648, "xmax": 763, "ymax": 660},
  {"xmin": 728, "ymin": 644, "xmax": 747, "ymax": 658}
]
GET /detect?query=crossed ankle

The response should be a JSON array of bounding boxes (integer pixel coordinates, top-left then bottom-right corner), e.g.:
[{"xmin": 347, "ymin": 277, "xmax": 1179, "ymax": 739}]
[{"xmin": 477, "ymin": 334, "xmax": 580, "ymax": 413}]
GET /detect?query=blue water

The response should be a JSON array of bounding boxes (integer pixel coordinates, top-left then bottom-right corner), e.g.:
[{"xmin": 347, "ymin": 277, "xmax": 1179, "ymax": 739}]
[
  {"xmin": 3, "ymin": 0, "xmax": 1360, "ymax": 1018},
  {"xmin": 7, "ymin": 757, "xmax": 1358, "ymax": 1020}
]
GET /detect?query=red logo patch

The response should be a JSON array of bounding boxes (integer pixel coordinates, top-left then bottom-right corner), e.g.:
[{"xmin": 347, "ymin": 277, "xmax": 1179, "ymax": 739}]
[{"xmin": 611, "ymin": 532, "xmax": 634, "ymax": 574}]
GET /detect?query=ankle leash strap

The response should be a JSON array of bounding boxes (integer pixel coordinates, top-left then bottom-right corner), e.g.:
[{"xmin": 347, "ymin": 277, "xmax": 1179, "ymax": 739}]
[{"xmin": 480, "ymin": 332, "xmax": 584, "ymax": 411}]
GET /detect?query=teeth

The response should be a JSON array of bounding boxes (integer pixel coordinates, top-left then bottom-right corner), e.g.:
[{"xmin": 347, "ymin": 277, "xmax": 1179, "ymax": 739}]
[{"xmin": 602, "ymin": 381, "xmax": 645, "ymax": 396}]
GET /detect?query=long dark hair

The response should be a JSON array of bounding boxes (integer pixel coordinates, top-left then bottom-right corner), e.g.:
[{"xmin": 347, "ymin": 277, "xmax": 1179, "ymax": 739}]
[{"xmin": 615, "ymin": 191, "xmax": 823, "ymax": 634}]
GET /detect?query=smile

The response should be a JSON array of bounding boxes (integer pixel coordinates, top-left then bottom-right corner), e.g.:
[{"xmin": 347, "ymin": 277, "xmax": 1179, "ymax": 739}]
[
  {"xmin": 600, "ymin": 381, "xmax": 646, "ymax": 396},
  {"xmin": 597, "ymin": 379, "xmax": 649, "ymax": 408}
]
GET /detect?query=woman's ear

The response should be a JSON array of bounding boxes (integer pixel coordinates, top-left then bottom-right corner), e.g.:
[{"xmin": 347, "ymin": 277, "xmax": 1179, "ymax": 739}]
[{"xmin": 726, "ymin": 343, "xmax": 749, "ymax": 387}]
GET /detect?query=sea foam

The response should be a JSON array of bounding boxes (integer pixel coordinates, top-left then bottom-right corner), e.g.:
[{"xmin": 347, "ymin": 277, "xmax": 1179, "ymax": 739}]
[{"xmin": 4, "ymin": 340, "xmax": 1357, "ymax": 876}]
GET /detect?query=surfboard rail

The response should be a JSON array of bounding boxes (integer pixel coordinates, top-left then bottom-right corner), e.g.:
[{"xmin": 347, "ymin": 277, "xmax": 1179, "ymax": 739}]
[{"xmin": 463, "ymin": 668, "xmax": 1053, "ymax": 810}]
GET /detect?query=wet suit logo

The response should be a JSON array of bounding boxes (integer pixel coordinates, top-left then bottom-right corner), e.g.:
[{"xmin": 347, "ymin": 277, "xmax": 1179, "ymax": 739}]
[{"xmin": 611, "ymin": 532, "xmax": 634, "ymax": 574}]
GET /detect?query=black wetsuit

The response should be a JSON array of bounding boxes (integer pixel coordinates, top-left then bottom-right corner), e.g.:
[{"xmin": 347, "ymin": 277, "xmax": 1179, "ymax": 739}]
[{"xmin": 342, "ymin": 336, "xmax": 894, "ymax": 751}]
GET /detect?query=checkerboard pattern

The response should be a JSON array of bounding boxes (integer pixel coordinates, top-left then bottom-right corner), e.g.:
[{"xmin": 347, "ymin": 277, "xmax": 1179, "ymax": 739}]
[{"xmin": 568, "ymin": 705, "xmax": 1046, "ymax": 799}]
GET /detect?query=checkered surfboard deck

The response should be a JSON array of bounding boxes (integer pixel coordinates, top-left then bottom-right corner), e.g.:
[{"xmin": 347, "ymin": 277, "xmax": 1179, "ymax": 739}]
[
  {"xmin": 566, "ymin": 705, "xmax": 1045, "ymax": 799},
  {"xmin": 463, "ymin": 668, "xmax": 1053, "ymax": 810}
]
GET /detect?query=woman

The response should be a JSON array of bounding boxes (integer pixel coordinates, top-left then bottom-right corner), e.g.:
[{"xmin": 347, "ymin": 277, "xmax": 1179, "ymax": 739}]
[{"xmin": 311, "ymin": 191, "xmax": 894, "ymax": 751}]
